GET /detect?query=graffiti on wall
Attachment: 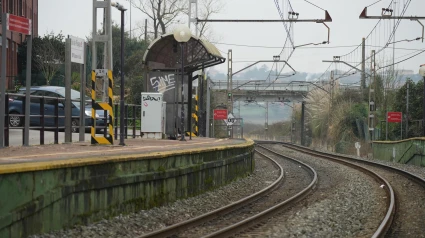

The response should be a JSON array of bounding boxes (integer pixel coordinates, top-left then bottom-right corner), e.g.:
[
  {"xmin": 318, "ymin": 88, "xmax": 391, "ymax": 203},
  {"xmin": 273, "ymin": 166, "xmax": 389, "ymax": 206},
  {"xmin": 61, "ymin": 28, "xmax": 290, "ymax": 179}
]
[{"xmin": 150, "ymin": 74, "xmax": 175, "ymax": 93}]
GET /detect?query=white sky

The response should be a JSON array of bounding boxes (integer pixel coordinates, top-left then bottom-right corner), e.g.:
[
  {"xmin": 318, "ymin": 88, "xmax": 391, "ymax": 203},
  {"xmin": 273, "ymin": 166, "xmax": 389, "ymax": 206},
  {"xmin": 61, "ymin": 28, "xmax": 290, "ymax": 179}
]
[{"xmin": 40, "ymin": 0, "xmax": 425, "ymax": 75}]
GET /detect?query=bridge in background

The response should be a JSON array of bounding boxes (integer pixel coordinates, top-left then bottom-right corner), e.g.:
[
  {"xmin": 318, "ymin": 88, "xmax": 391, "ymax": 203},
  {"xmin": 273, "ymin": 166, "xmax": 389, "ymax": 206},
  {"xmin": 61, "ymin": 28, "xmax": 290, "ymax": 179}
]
[{"xmin": 211, "ymin": 79, "xmax": 361, "ymax": 103}]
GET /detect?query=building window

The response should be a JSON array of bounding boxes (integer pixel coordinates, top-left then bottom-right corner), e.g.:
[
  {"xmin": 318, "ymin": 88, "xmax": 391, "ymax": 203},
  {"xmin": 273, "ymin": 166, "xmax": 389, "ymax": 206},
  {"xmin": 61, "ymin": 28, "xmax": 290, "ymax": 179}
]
[
  {"xmin": 18, "ymin": 0, "xmax": 22, "ymax": 16},
  {"xmin": 0, "ymin": 1, "xmax": 2, "ymax": 23},
  {"xmin": 8, "ymin": 0, "xmax": 13, "ymax": 13}
]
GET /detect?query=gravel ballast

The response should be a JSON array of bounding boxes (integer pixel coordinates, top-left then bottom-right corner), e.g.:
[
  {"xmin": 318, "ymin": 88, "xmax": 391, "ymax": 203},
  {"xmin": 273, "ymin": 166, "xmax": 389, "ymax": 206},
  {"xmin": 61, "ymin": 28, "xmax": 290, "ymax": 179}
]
[
  {"xmin": 245, "ymin": 145, "xmax": 387, "ymax": 237},
  {"xmin": 30, "ymin": 143, "xmax": 425, "ymax": 237}
]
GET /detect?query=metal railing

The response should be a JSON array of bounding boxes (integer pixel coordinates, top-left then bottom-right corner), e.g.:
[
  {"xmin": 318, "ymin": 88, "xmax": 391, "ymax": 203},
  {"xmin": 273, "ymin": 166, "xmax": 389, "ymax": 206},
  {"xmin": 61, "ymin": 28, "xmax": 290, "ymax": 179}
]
[
  {"xmin": 113, "ymin": 103, "xmax": 141, "ymax": 139},
  {"xmin": 1, "ymin": 93, "xmax": 142, "ymax": 147}
]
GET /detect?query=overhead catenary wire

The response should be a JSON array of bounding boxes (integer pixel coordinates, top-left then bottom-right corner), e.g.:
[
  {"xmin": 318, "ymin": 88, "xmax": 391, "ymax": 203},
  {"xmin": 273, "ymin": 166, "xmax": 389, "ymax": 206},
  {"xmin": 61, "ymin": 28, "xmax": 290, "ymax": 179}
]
[
  {"xmin": 377, "ymin": 49, "xmax": 425, "ymax": 70},
  {"xmin": 304, "ymin": 0, "xmax": 325, "ymax": 11},
  {"xmin": 210, "ymin": 41, "xmax": 424, "ymax": 51},
  {"xmin": 335, "ymin": 0, "xmax": 419, "ymax": 81}
]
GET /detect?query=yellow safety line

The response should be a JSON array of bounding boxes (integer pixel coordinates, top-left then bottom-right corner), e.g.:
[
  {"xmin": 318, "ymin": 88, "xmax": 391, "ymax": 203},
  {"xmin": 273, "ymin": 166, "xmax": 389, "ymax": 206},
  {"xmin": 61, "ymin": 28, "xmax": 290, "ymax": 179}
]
[
  {"xmin": 0, "ymin": 139, "xmax": 253, "ymax": 175},
  {"xmin": 0, "ymin": 139, "xmax": 224, "ymax": 161}
]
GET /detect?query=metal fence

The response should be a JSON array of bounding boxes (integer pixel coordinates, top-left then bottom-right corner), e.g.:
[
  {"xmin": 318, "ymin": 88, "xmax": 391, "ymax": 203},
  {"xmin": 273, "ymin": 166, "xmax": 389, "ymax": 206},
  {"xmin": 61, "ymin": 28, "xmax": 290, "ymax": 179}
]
[{"xmin": 1, "ymin": 93, "xmax": 141, "ymax": 147}]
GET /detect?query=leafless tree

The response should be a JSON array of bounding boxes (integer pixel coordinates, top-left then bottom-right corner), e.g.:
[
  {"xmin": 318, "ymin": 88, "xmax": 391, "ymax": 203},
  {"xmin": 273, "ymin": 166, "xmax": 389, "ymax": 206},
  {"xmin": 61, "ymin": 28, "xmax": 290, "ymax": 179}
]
[
  {"xmin": 197, "ymin": 0, "xmax": 224, "ymax": 39},
  {"xmin": 128, "ymin": 0, "xmax": 187, "ymax": 39}
]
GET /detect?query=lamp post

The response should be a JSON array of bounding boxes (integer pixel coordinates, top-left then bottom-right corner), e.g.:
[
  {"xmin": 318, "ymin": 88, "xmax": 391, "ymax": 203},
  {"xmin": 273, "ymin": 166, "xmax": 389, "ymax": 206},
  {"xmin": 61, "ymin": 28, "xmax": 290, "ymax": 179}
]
[
  {"xmin": 419, "ymin": 64, "xmax": 425, "ymax": 136},
  {"xmin": 112, "ymin": 2, "xmax": 127, "ymax": 146},
  {"xmin": 173, "ymin": 25, "xmax": 192, "ymax": 141}
]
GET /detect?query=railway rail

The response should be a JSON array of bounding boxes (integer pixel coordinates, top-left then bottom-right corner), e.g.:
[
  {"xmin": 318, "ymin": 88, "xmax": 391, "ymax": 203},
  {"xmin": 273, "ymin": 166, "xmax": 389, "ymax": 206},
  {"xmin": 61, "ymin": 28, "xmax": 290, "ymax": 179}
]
[
  {"xmin": 261, "ymin": 141, "xmax": 425, "ymax": 237},
  {"xmin": 139, "ymin": 142, "xmax": 399, "ymax": 237},
  {"xmin": 139, "ymin": 148, "xmax": 317, "ymax": 238}
]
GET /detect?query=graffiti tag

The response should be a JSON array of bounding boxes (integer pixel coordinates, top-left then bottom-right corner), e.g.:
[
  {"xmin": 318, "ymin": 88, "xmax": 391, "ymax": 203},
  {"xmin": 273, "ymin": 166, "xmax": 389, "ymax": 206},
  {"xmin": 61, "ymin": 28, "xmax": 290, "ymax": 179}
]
[
  {"xmin": 143, "ymin": 95, "xmax": 161, "ymax": 101},
  {"xmin": 150, "ymin": 74, "xmax": 175, "ymax": 93}
]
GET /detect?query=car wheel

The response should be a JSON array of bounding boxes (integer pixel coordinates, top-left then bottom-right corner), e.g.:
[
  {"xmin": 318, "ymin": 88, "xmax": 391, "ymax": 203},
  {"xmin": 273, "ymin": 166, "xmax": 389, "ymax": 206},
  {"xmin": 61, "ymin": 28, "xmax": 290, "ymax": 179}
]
[
  {"xmin": 71, "ymin": 119, "xmax": 79, "ymax": 133},
  {"xmin": 9, "ymin": 112, "xmax": 23, "ymax": 127}
]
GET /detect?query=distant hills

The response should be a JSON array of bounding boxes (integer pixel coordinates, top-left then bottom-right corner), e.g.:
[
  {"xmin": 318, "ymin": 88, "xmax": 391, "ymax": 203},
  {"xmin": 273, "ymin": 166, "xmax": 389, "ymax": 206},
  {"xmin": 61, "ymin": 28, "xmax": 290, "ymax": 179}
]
[{"xmin": 209, "ymin": 65, "xmax": 422, "ymax": 85}]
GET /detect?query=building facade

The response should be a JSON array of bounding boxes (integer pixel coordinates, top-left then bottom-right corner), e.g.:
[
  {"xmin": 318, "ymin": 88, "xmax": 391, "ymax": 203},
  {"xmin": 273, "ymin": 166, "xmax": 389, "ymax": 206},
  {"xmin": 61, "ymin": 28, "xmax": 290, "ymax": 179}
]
[{"xmin": 0, "ymin": 0, "xmax": 38, "ymax": 90}]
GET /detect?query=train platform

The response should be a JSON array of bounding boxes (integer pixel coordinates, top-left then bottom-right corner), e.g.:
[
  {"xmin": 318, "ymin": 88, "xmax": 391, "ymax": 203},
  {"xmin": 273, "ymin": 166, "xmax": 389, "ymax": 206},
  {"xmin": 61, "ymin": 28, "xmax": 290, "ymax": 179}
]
[{"xmin": 0, "ymin": 137, "xmax": 247, "ymax": 166}]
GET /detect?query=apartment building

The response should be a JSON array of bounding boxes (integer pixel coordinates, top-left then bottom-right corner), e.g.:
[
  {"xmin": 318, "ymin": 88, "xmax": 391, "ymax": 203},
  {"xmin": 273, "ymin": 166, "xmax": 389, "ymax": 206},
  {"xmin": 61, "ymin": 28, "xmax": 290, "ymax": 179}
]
[{"xmin": 0, "ymin": 0, "xmax": 38, "ymax": 89}]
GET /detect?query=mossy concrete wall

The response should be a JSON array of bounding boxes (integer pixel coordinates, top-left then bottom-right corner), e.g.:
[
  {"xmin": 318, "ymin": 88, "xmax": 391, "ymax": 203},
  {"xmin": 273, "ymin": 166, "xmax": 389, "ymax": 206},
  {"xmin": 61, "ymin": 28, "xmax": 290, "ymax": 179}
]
[
  {"xmin": 0, "ymin": 140, "xmax": 255, "ymax": 238},
  {"xmin": 373, "ymin": 137, "xmax": 425, "ymax": 166}
]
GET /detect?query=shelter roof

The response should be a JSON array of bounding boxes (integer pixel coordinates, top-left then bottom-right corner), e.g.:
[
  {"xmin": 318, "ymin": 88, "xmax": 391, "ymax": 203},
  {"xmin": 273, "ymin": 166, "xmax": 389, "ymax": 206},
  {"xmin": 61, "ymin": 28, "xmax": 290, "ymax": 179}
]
[{"xmin": 143, "ymin": 33, "xmax": 225, "ymax": 72}]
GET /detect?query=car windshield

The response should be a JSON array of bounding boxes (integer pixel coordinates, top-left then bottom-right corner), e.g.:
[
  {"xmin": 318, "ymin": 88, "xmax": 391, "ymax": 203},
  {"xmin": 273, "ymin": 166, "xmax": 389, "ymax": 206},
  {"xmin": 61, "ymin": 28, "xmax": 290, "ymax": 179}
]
[{"xmin": 55, "ymin": 88, "xmax": 91, "ymax": 106}]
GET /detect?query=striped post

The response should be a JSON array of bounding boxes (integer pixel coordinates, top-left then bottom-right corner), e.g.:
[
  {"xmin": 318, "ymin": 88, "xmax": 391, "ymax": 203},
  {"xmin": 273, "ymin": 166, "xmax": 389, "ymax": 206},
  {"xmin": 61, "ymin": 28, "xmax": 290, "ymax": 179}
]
[
  {"xmin": 192, "ymin": 94, "xmax": 199, "ymax": 136},
  {"xmin": 91, "ymin": 70, "xmax": 114, "ymax": 145}
]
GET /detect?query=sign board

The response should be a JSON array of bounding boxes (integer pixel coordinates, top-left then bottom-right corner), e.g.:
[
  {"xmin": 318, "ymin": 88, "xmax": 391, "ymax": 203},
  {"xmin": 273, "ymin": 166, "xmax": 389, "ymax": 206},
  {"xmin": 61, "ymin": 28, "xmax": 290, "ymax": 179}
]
[
  {"xmin": 94, "ymin": 69, "xmax": 108, "ymax": 77},
  {"xmin": 7, "ymin": 14, "xmax": 31, "ymax": 35},
  {"xmin": 387, "ymin": 112, "xmax": 402, "ymax": 123},
  {"xmin": 213, "ymin": 109, "xmax": 227, "ymax": 120},
  {"xmin": 225, "ymin": 113, "xmax": 236, "ymax": 126},
  {"xmin": 355, "ymin": 142, "xmax": 361, "ymax": 149},
  {"xmin": 69, "ymin": 35, "xmax": 85, "ymax": 64}
]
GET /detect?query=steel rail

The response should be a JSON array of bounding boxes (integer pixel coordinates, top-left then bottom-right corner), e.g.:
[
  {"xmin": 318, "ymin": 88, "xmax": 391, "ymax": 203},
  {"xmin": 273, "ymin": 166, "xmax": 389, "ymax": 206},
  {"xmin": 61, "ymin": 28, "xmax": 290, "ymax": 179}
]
[
  {"xmin": 203, "ymin": 145, "xmax": 318, "ymax": 238},
  {"xmin": 137, "ymin": 149, "xmax": 285, "ymax": 238},
  {"xmin": 256, "ymin": 141, "xmax": 397, "ymax": 238}
]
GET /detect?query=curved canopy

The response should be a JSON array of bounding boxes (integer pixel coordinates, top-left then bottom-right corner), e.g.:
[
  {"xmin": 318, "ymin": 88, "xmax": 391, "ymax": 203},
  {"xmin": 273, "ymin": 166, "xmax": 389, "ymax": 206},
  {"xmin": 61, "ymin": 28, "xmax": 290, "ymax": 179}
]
[{"xmin": 143, "ymin": 33, "xmax": 225, "ymax": 72}]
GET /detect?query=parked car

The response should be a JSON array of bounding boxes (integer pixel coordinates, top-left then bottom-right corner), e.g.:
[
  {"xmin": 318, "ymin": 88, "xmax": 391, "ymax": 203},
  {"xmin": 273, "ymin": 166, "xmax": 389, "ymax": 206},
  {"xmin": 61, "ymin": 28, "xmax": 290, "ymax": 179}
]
[{"xmin": 8, "ymin": 86, "xmax": 108, "ymax": 132}]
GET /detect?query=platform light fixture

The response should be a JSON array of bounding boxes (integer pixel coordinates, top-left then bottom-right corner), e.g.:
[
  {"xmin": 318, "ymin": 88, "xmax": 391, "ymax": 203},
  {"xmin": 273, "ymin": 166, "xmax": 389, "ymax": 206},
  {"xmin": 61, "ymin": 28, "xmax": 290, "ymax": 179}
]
[
  {"xmin": 111, "ymin": 2, "xmax": 127, "ymax": 146},
  {"xmin": 173, "ymin": 25, "xmax": 192, "ymax": 141}
]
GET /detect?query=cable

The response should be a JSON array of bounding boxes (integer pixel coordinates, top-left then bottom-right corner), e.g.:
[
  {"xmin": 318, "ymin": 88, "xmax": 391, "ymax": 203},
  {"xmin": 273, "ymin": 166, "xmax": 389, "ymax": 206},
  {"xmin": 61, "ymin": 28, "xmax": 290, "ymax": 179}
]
[
  {"xmin": 378, "ymin": 49, "xmax": 425, "ymax": 70},
  {"xmin": 367, "ymin": 0, "xmax": 384, "ymax": 7},
  {"xmin": 304, "ymin": 0, "xmax": 325, "ymax": 11},
  {"xmin": 210, "ymin": 41, "xmax": 424, "ymax": 51},
  {"xmin": 274, "ymin": 0, "xmax": 294, "ymax": 48}
]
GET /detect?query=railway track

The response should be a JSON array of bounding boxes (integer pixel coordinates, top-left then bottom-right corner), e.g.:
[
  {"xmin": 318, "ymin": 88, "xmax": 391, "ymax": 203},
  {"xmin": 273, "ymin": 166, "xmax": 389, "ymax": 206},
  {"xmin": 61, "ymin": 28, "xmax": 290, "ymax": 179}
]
[
  {"xmin": 262, "ymin": 141, "xmax": 425, "ymax": 237},
  {"xmin": 139, "ymin": 142, "xmax": 399, "ymax": 237},
  {"xmin": 139, "ymin": 148, "xmax": 317, "ymax": 238}
]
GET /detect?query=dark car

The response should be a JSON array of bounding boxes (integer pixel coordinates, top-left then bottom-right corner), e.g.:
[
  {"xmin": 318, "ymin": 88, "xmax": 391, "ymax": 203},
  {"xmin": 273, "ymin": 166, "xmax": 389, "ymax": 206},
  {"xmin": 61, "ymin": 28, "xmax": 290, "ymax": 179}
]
[{"xmin": 8, "ymin": 86, "xmax": 107, "ymax": 132}]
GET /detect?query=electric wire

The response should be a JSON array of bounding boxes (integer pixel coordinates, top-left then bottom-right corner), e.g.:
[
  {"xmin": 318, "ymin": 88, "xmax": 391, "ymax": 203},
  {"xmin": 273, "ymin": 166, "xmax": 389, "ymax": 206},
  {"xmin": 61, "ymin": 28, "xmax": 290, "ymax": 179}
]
[
  {"xmin": 210, "ymin": 41, "xmax": 423, "ymax": 51},
  {"xmin": 378, "ymin": 49, "xmax": 425, "ymax": 70},
  {"xmin": 367, "ymin": 0, "xmax": 384, "ymax": 7},
  {"xmin": 304, "ymin": 0, "xmax": 325, "ymax": 11}
]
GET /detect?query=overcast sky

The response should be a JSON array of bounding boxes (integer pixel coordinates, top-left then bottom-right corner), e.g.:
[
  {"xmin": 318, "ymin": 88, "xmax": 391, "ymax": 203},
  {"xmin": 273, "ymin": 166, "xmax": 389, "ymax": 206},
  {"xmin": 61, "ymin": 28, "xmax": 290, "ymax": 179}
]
[{"xmin": 40, "ymin": 0, "xmax": 425, "ymax": 76}]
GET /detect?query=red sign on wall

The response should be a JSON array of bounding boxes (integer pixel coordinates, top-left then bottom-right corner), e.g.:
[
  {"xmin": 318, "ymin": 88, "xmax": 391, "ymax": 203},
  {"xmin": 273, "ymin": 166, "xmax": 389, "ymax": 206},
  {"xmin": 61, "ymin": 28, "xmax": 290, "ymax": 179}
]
[
  {"xmin": 7, "ymin": 14, "xmax": 32, "ymax": 35},
  {"xmin": 213, "ymin": 109, "xmax": 228, "ymax": 120},
  {"xmin": 387, "ymin": 112, "xmax": 402, "ymax": 123}
]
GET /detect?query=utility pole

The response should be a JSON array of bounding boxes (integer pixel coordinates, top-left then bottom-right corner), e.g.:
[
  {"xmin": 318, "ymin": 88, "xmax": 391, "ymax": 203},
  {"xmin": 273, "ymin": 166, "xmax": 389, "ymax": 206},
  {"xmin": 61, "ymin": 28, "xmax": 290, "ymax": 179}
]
[
  {"xmin": 301, "ymin": 101, "xmax": 305, "ymax": 146},
  {"xmin": 227, "ymin": 49, "xmax": 233, "ymax": 112},
  {"xmin": 361, "ymin": 37, "xmax": 366, "ymax": 89},
  {"xmin": 393, "ymin": 1, "xmax": 396, "ymax": 81},
  {"xmin": 265, "ymin": 101, "xmax": 268, "ymax": 140},
  {"xmin": 93, "ymin": 0, "xmax": 113, "ymax": 102},
  {"xmin": 406, "ymin": 83, "xmax": 409, "ymax": 138},
  {"xmin": 102, "ymin": 2, "xmax": 113, "ymax": 102},
  {"xmin": 369, "ymin": 50, "xmax": 376, "ymax": 142},
  {"xmin": 144, "ymin": 19, "xmax": 147, "ymax": 42},
  {"xmin": 206, "ymin": 76, "xmax": 211, "ymax": 137},
  {"xmin": 129, "ymin": 0, "xmax": 132, "ymax": 39},
  {"xmin": 418, "ymin": 71, "xmax": 425, "ymax": 136},
  {"xmin": 65, "ymin": 39, "xmax": 72, "ymax": 143},
  {"xmin": 227, "ymin": 49, "xmax": 233, "ymax": 138},
  {"xmin": 330, "ymin": 70, "xmax": 334, "ymax": 104}
]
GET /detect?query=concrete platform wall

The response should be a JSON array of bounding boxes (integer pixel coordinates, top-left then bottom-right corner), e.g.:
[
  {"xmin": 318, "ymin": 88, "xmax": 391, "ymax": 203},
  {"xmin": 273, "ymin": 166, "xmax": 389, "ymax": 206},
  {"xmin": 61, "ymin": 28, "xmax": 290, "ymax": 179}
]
[
  {"xmin": 0, "ymin": 140, "xmax": 255, "ymax": 237},
  {"xmin": 373, "ymin": 137, "xmax": 425, "ymax": 166}
]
